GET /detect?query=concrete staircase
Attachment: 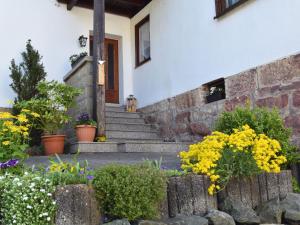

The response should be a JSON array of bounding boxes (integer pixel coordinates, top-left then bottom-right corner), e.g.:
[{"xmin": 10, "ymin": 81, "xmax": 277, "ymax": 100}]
[{"xmin": 70, "ymin": 104, "xmax": 190, "ymax": 153}]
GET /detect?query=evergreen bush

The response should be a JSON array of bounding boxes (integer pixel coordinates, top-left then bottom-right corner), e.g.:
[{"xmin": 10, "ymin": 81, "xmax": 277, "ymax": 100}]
[
  {"xmin": 93, "ymin": 164, "xmax": 167, "ymax": 221},
  {"xmin": 9, "ymin": 40, "xmax": 47, "ymax": 146}
]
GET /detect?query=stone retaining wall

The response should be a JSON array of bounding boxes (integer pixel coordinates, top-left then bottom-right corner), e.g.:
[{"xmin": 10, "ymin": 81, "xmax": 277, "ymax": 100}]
[
  {"xmin": 0, "ymin": 107, "xmax": 12, "ymax": 112},
  {"xmin": 167, "ymin": 175, "xmax": 217, "ymax": 218},
  {"xmin": 218, "ymin": 170, "xmax": 293, "ymax": 209},
  {"xmin": 54, "ymin": 172, "xmax": 293, "ymax": 224},
  {"xmin": 139, "ymin": 53, "xmax": 300, "ymax": 147}
]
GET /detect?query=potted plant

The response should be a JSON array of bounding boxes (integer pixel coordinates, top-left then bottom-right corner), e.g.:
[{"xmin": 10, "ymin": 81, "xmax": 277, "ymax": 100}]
[
  {"xmin": 69, "ymin": 52, "xmax": 87, "ymax": 68},
  {"xmin": 17, "ymin": 81, "xmax": 81, "ymax": 155},
  {"xmin": 206, "ymin": 86, "xmax": 225, "ymax": 103},
  {"xmin": 75, "ymin": 113, "xmax": 97, "ymax": 142}
]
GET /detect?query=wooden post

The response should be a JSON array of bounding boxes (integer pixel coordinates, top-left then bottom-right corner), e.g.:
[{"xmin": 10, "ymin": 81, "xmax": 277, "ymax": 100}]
[{"xmin": 93, "ymin": 0, "xmax": 106, "ymax": 136}]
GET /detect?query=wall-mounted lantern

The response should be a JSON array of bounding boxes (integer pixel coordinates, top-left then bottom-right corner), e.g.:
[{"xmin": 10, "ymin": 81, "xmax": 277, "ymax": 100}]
[{"xmin": 78, "ymin": 35, "xmax": 88, "ymax": 47}]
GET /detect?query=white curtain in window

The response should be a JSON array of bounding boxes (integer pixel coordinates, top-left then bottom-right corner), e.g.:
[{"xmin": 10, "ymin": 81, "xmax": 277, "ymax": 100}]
[{"xmin": 139, "ymin": 21, "xmax": 150, "ymax": 62}]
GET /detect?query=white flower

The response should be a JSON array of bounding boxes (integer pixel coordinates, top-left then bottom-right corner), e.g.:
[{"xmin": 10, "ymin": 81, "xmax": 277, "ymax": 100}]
[
  {"xmin": 47, "ymin": 217, "xmax": 51, "ymax": 221},
  {"xmin": 26, "ymin": 205, "xmax": 32, "ymax": 209},
  {"xmin": 13, "ymin": 220, "xmax": 16, "ymax": 223},
  {"xmin": 41, "ymin": 199, "xmax": 44, "ymax": 203},
  {"xmin": 43, "ymin": 212, "xmax": 48, "ymax": 216},
  {"xmin": 40, "ymin": 189, "xmax": 45, "ymax": 193},
  {"xmin": 17, "ymin": 182, "xmax": 22, "ymax": 187},
  {"xmin": 47, "ymin": 193, "xmax": 52, "ymax": 196},
  {"xmin": 13, "ymin": 178, "xmax": 20, "ymax": 182}
]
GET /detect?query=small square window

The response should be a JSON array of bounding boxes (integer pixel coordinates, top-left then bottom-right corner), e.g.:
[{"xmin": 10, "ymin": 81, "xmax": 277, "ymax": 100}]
[
  {"xmin": 204, "ymin": 78, "xmax": 226, "ymax": 103},
  {"xmin": 135, "ymin": 15, "xmax": 151, "ymax": 67}
]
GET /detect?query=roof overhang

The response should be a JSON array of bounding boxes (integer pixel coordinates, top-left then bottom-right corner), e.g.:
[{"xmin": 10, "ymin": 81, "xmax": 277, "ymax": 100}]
[{"xmin": 57, "ymin": 0, "xmax": 151, "ymax": 18}]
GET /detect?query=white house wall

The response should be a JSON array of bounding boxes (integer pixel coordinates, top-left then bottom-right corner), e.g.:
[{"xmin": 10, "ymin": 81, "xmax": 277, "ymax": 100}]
[
  {"xmin": 131, "ymin": 0, "xmax": 300, "ymax": 107},
  {"xmin": 0, "ymin": 0, "xmax": 132, "ymax": 107}
]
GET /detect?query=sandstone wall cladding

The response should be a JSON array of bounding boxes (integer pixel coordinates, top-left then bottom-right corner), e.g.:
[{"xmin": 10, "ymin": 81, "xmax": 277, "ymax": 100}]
[{"xmin": 139, "ymin": 53, "xmax": 300, "ymax": 149}]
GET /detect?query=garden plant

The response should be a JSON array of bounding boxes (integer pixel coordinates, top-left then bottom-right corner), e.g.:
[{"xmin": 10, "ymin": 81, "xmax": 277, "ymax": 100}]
[{"xmin": 180, "ymin": 106, "xmax": 297, "ymax": 195}]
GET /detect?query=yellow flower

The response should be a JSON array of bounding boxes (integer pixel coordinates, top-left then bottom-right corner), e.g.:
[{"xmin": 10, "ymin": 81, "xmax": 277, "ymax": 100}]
[
  {"xmin": 30, "ymin": 112, "xmax": 40, "ymax": 118},
  {"xmin": 0, "ymin": 112, "xmax": 15, "ymax": 119},
  {"xmin": 180, "ymin": 124, "xmax": 287, "ymax": 195},
  {"xmin": 3, "ymin": 121, "xmax": 13, "ymax": 127},
  {"xmin": 2, "ymin": 141, "xmax": 10, "ymax": 146},
  {"xmin": 21, "ymin": 109, "xmax": 30, "ymax": 113},
  {"xmin": 17, "ymin": 114, "xmax": 28, "ymax": 123}
]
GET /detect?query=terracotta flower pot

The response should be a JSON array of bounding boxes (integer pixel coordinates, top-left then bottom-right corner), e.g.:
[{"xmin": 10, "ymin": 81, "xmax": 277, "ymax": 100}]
[
  {"xmin": 76, "ymin": 125, "xmax": 96, "ymax": 142},
  {"xmin": 42, "ymin": 135, "xmax": 65, "ymax": 156}
]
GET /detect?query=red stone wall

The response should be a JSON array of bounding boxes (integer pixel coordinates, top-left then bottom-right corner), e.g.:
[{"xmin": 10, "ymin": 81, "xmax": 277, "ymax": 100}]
[{"xmin": 139, "ymin": 53, "xmax": 300, "ymax": 146}]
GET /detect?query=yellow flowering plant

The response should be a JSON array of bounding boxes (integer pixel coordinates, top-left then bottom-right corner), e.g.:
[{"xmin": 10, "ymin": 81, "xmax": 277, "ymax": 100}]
[
  {"xmin": 180, "ymin": 125, "xmax": 287, "ymax": 195},
  {"xmin": 0, "ymin": 110, "xmax": 39, "ymax": 163}
]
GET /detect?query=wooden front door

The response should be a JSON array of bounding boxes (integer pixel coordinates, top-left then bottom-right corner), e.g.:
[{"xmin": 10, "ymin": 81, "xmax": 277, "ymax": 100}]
[
  {"xmin": 104, "ymin": 38, "xmax": 119, "ymax": 104},
  {"xmin": 89, "ymin": 36, "xmax": 119, "ymax": 103}
]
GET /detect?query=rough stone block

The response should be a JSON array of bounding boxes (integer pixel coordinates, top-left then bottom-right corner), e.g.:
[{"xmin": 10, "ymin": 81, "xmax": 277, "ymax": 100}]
[
  {"xmin": 55, "ymin": 184, "xmax": 101, "ymax": 225},
  {"xmin": 225, "ymin": 68, "xmax": 257, "ymax": 98},
  {"xmin": 224, "ymin": 95, "xmax": 250, "ymax": 111},
  {"xmin": 257, "ymin": 56, "xmax": 300, "ymax": 87},
  {"xmin": 292, "ymin": 90, "xmax": 300, "ymax": 107},
  {"xmin": 189, "ymin": 123, "xmax": 211, "ymax": 137},
  {"xmin": 256, "ymin": 94, "xmax": 288, "ymax": 109},
  {"xmin": 218, "ymin": 171, "xmax": 293, "ymax": 209},
  {"xmin": 167, "ymin": 175, "xmax": 217, "ymax": 218}
]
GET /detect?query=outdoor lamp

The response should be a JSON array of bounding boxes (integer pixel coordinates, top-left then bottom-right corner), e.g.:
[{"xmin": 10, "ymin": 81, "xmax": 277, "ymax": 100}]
[{"xmin": 78, "ymin": 35, "xmax": 88, "ymax": 47}]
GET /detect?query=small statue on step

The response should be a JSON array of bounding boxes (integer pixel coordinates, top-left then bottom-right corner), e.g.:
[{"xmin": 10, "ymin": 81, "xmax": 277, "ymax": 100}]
[{"xmin": 126, "ymin": 95, "xmax": 137, "ymax": 112}]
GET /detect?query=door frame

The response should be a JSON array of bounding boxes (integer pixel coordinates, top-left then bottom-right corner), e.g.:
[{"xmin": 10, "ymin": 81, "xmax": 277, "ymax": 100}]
[{"xmin": 89, "ymin": 32, "xmax": 123, "ymax": 104}]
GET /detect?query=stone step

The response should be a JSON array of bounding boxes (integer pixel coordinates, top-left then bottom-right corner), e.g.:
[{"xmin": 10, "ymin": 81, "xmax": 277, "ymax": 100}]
[
  {"xmin": 70, "ymin": 141, "xmax": 191, "ymax": 153},
  {"xmin": 70, "ymin": 142, "xmax": 119, "ymax": 153},
  {"xmin": 106, "ymin": 116, "xmax": 145, "ymax": 124},
  {"xmin": 106, "ymin": 123, "xmax": 154, "ymax": 132},
  {"xmin": 106, "ymin": 130, "xmax": 160, "ymax": 140},
  {"xmin": 106, "ymin": 111, "xmax": 142, "ymax": 119},
  {"xmin": 105, "ymin": 104, "xmax": 125, "ymax": 112},
  {"xmin": 107, "ymin": 138, "xmax": 163, "ymax": 143},
  {"xmin": 118, "ymin": 141, "xmax": 190, "ymax": 153}
]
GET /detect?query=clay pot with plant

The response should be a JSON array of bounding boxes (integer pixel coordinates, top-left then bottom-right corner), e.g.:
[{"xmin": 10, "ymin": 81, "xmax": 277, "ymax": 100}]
[
  {"xmin": 75, "ymin": 113, "xmax": 97, "ymax": 142},
  {"xmin": 18, "ymin": 81, "xmax": 81, "ymax": 155}
]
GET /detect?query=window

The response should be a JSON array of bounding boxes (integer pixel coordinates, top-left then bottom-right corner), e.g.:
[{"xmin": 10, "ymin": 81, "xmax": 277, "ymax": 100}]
[
  {"xmin": 135, "ymin": 15, "xmax": 151, "ymax": 67},
  {"xmin": 215, "ymin": 0, "xmax": 248, "ymax": 18},
  {"xmin": 204, "ymin": 78, "xmax": 226, "ymax": 103}
]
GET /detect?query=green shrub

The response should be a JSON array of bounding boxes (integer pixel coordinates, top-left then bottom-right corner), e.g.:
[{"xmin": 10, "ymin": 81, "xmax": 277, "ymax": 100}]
[
  {"xmin": 214, "ymin": 106, "xmax": 299, "ymax": 164},
  {"xmin": 93, "ymin": 164, "xmax": 167, "ymax": 221},
  {"xmin": 0, "ymin": 172, "xmax": 56, "ymax": 225},
  {"xmin": 292, "ymin": 177, "xmax": 300, "ymax": 193}
]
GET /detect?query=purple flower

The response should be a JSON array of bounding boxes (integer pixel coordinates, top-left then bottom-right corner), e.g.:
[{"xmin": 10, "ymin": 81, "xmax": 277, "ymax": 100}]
[
  {"xmin": 77, "ymin": 112, "xmax": 90, "ymax": 123},
  {"xmin": 79, "ymin": 170, "xmax": 85, "ymax": 175},
  {"xmin": 87, "ymin": 175, "xmax": 94, "ymax": 180},
  {"xmin": 0, "ymin": 159, "xmax": 19, "ymax": 169}
]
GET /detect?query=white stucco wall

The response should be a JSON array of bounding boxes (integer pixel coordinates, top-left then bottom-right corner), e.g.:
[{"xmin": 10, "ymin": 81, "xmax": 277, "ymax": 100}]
[
  {"xmin": 131, "ymin": 0, "xmax": 300, "ymax": 107},
  {"xmin": 0, "ymin": 0, "xmax": 132, "ymax": 107},
  {"xmin": 2, "ymin": 0, "xmax": 300, "ymax": 109}
]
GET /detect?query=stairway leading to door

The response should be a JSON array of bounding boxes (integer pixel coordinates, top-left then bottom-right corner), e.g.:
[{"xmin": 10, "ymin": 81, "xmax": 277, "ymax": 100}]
[{"xmin": 70, "ymin": 104, "xmax": 190, "ymax": 153}]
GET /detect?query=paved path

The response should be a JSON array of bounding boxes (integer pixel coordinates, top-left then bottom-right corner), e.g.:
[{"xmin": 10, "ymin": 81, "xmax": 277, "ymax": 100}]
[{"xmin": 25, "ymin": 152, "xmax": 181, "ymax": 170}]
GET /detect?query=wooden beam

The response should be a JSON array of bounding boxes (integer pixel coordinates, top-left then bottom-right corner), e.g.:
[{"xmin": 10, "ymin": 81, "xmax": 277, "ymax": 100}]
[
  {"xmin": 67, "ymin": 0, "xmax": 78, "ymax": 10},
  {"xmin": 93, "ymin": 0, "xmax": 106, "ymax": 136}
]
